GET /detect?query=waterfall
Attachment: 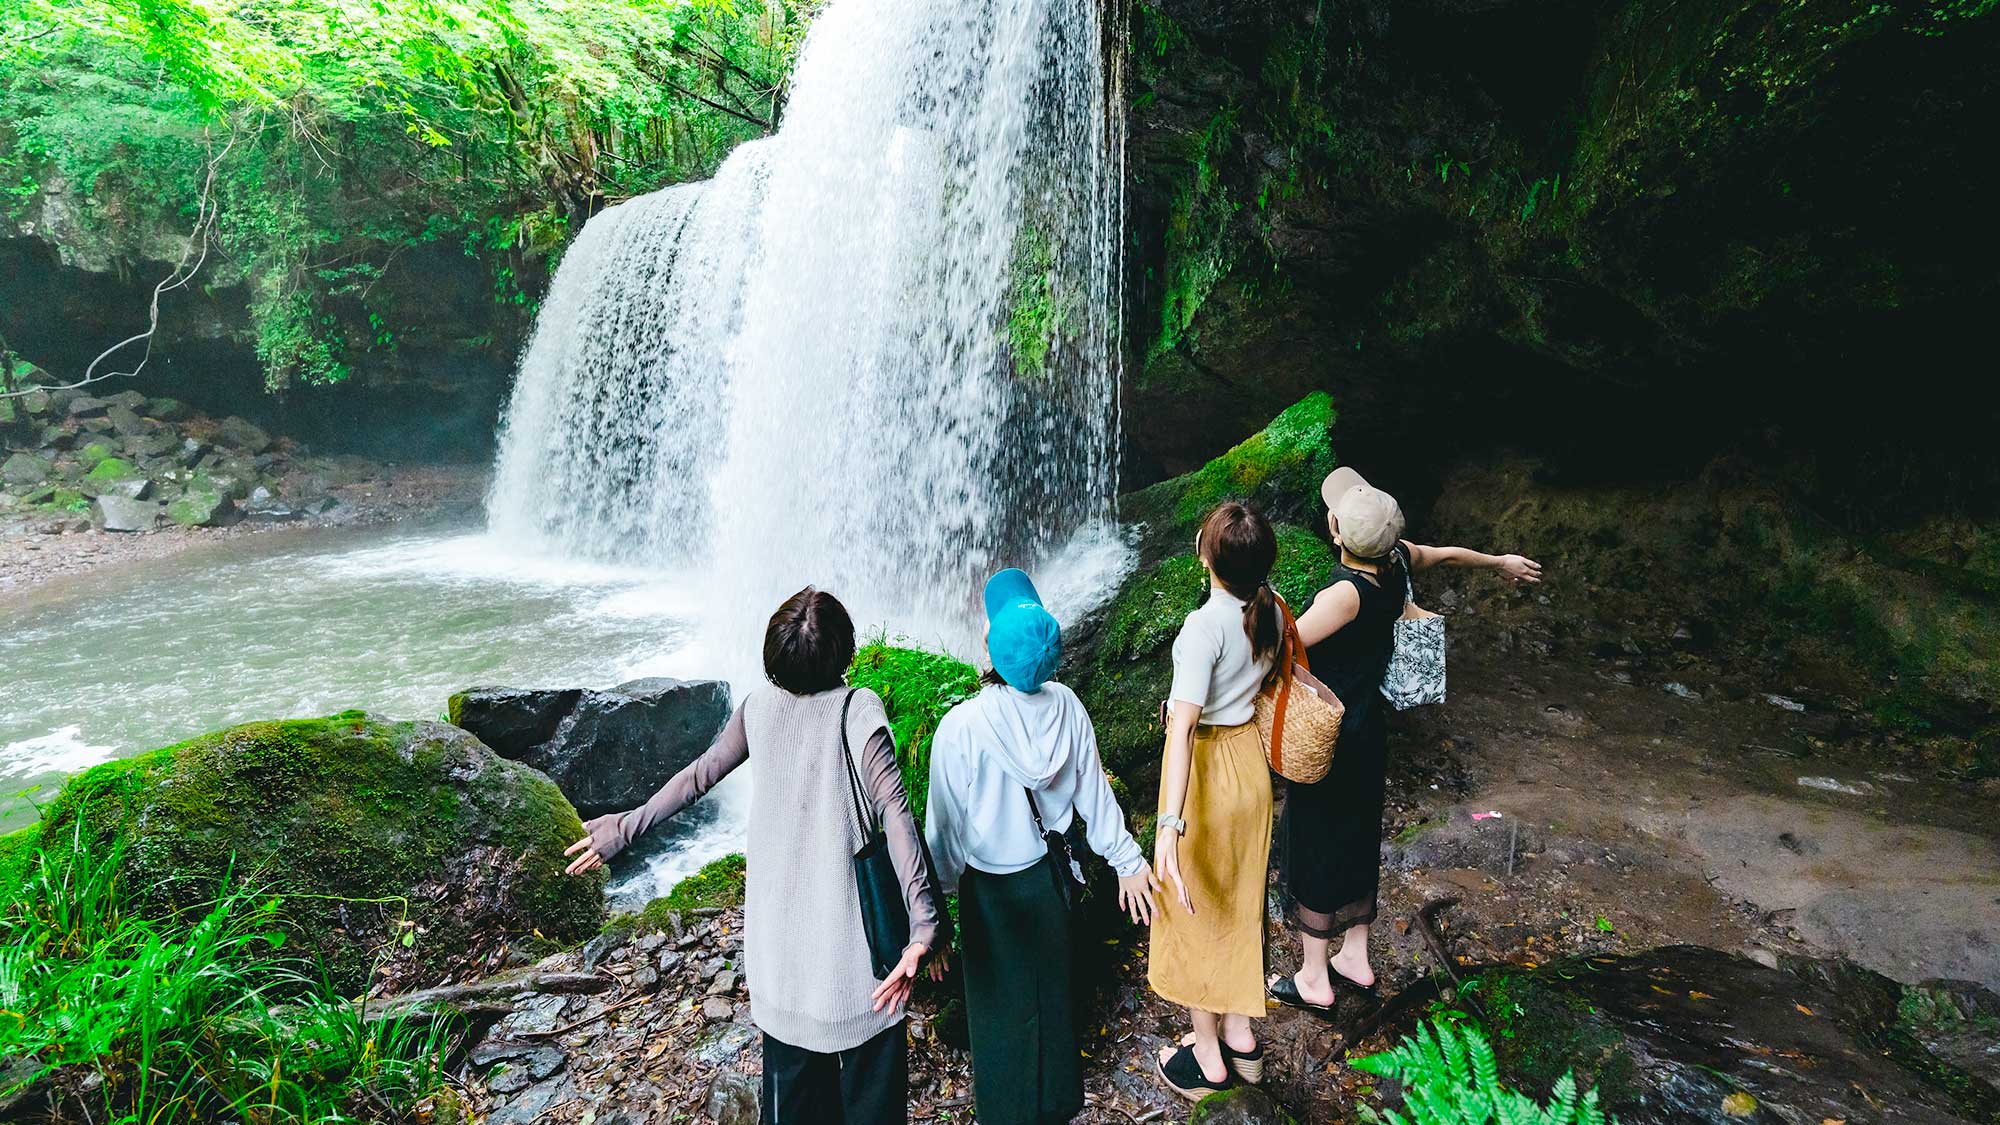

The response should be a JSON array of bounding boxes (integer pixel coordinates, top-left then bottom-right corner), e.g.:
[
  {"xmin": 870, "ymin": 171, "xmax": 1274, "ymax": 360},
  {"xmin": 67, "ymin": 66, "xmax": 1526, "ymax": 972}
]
[
  {"xmin": 487, "ymin": 0, "xmax": 1126, "ymax": 658},
  {"xmin": 486, "ymin": 0, "xmax": 1128, "ymax": 656}
]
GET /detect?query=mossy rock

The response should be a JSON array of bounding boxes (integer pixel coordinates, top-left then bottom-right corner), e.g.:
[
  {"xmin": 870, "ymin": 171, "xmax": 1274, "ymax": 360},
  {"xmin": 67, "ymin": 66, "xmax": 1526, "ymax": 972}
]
[
  {"xmin": 25, "ymin": 711, "xmax": 606, "ymax": 993},
  {"xmin": 608, "ymin": 853, "xmax": 747, "ymax": 936},
  {"xmin": 76, "ymin": 441, "xmax": 117, "ymax": 472},
  {"xmin": 1189, "ymin": 1087, "xmax": 1295, "ymax": 1124},
  {"xmin": 81, "ymin": 456, "xmax": 140, "ymax": 483},
  {"xmin": 165, "ymin": 474, "xmax": 233, "ymax": 527},
  {"xmin": 847, "ymin": 639, "xmax": 981, "ymax": 827},
  {"xmin": 1122, "ymin": 392, "xmax": 1336, "ymax": 557}
]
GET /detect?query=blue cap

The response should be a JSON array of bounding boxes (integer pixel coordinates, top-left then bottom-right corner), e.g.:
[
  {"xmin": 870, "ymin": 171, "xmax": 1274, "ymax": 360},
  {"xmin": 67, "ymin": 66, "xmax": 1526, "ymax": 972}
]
[{"xmin": 983, "ymin": 568, "xmax": 1062, "ymax": 692}]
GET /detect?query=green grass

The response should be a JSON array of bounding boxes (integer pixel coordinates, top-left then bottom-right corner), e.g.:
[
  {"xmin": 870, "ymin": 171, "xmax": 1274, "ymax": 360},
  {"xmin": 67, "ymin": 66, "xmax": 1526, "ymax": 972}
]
[
  {"xmin": 846, "ymin": 637, "xmax": 982, "ymax": 827},
  {"xmin": 0, "ymin": 816, "xmax": 457, "ymax": 1123}
]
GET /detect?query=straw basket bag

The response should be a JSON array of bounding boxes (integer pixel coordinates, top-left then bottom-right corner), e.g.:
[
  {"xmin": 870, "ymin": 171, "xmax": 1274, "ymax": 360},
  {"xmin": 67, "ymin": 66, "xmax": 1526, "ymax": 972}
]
[{"xmin": 1253, "ymin": 598, "xmax": 1344, "ymax": 784}]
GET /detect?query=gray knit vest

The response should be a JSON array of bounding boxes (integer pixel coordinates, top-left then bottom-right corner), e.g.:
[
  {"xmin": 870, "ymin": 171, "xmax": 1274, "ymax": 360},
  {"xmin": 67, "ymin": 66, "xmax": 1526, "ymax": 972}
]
[{"xmin": 741, "ymin": 685, "xmax": 900, "ymax": 1052}]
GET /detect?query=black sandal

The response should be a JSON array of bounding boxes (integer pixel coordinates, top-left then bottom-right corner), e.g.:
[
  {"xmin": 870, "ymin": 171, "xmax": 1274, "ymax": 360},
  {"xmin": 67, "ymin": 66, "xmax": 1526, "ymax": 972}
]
[
  {"xmin": 1181, "ymin": 1033, "xmax": 1264, "ymax": 1084},
  {"xmin": 1333, "ymin": 973, "xmax": 1382, "ymax": 1004},
  {"xmin": 1156, "ymin": 1044, "xmax": 1234, "ymax": 1102},
  {"xmin": 1268, "ymin": 973, "xmax": 1340, "ymax": 1021}
]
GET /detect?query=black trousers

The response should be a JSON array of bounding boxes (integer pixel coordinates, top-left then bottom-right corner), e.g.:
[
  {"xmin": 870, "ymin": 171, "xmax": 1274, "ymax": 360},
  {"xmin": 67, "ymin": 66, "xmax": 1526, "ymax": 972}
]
[{"xmin": 760, "ymin": 1022, "xmax": 907, "ymax": 1125}]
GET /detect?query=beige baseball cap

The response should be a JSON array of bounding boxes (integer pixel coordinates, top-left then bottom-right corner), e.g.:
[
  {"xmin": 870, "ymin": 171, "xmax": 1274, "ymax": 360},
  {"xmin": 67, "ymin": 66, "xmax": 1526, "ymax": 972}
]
[{"xmin": 1321, "ymin": 466, "xmax": 1405, "ymax": 559}]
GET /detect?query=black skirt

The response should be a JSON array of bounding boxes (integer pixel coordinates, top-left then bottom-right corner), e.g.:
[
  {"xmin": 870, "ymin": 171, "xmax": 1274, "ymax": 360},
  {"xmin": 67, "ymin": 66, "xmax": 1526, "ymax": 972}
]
[
  {"xmin": 1279, "ymin": 698, "xmax": 1388, "ymax": 937},
  {"xmin": 960, "ymin": 858, "xmax": 1082, "ymax": 1125}
]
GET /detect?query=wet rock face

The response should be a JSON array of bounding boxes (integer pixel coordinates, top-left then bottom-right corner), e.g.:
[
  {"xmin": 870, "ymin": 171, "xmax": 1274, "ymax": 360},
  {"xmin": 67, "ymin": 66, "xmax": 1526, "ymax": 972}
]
[
  {"xmin": 1121, "ymin": 0, "xmax": 2000, "ymax": 508},
  {"xmin": 1448, "ymin": 946, "xmax": 2000, "ymax": 1124},
  {"xmin": 450, "ymin": 679, "xmax": 732, "ymax": 819}
]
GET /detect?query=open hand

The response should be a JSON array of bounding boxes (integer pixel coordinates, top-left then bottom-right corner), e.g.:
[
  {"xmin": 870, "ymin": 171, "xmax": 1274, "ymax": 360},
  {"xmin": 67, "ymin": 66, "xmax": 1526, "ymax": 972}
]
[
  {"xmin": 925, "ymin": 949, "xmax": 950, "ymax": 983},
  {"xmin": 1497, "ymin": 554, "xmax": 1543, "ymax": 585},
  {"xmin": 563, "ymin": 835, "xmax": 605, "ymax": 876},
  {"xmin": 1118, "ymin": 866, "xmax": 1161, "ymax": 926},
  {"xmin": 1155, "ymin": 833, "xmax": 1192, "ymax": 915},
  {"xmin": 871, "ymin": 942, "xmax": 927, "ymax": 1013}
]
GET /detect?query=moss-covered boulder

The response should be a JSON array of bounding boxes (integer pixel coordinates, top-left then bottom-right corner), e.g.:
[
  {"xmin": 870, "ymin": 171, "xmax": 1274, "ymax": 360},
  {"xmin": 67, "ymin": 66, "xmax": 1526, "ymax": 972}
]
[
  {"xmin": 25, "ymin": 711, "xmax": 606, "ymax": 993},
  {"xmin": 164, "ymin": 473, "xmax": 238, "ymax": 527},
  {"xmin": 1121, "ymin": 391, "xmax": 1335, "ymax": 559},
  {"xmin": 846, "ymin": 640, "xmax": 981, "ymax": 826}
]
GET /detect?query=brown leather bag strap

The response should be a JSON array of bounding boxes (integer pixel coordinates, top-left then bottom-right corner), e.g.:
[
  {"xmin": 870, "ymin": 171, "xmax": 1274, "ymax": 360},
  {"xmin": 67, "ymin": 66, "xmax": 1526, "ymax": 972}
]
[{"xmin": 1269, "ymin": 596, "xmax": 1301, "ymax": 774}]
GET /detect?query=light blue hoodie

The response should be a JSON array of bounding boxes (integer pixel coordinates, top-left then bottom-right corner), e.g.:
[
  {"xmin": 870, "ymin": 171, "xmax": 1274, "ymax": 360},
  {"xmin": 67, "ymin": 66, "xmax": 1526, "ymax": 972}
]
[{"xmin": 923, "ymin": 680, "xmax": 1145, "ymax": 893}]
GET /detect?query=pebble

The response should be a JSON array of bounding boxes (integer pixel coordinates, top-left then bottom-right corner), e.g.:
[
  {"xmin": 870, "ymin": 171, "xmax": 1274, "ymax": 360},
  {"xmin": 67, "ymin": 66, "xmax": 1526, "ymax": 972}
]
[
  {"xmin": 702, "ymin": 997, "xmax": 735, "ymax": 1021},
  {"xmin": 708, "ymin": 970, "xmax": 737, "ymax": 995}
]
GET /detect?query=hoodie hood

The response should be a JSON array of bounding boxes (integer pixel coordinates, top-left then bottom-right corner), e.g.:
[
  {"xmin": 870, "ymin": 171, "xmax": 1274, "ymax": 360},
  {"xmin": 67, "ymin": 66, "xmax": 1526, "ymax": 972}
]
[{"xmin": 963, "ymin": 683, "xmax": 1084, "ymax": 788}]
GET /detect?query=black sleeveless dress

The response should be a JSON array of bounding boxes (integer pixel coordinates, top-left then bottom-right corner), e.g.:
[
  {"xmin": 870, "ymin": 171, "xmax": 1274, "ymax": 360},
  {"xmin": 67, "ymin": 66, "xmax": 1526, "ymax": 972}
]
[{"xmin": 1279, "ymin": 547, "xmax": 1406, "ymax": 938}]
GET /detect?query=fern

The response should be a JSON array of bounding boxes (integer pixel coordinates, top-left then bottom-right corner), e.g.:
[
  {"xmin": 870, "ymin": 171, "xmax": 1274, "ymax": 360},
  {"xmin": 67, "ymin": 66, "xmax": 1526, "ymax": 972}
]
[{"xmin": 1356, "ymin": 1019, "xmax": 1615, "ymax": 1125}]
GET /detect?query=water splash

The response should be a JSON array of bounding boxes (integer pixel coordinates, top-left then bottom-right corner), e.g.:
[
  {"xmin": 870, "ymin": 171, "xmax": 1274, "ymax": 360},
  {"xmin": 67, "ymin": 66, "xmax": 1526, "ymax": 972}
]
[{"xmin": 487, "ymin": 0, "xmax": 1125, "ymax": 659}]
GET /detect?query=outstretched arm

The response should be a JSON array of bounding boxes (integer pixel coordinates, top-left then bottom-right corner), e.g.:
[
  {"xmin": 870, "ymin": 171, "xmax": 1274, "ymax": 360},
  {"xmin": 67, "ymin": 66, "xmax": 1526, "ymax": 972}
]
[
  {"xmin": 1403, "ymin": 540, "xmax": 1542, "ymax": 584},
  {"xmin": 565, "ymin": 702, "xmax": 749, "ymax": 875}
]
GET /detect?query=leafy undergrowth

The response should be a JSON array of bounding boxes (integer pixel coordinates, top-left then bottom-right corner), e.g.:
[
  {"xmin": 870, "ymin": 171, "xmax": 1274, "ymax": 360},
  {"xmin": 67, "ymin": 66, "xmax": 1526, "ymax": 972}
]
[
  {"xmin": 846, "ymin": 637, "xmax": 982, "ymax": 826},
  {"xmin": 0, "ymin": 817, "xmax": 459, "ymax": 1124},
  {"xmin": 1357, "ymin": 1018, "xmax": 1615, "ymax": 1125}
]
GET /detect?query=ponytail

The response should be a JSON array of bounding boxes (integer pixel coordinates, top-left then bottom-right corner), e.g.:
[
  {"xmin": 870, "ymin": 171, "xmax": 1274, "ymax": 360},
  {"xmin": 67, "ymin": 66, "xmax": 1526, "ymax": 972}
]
[{"xmin": 1198, "ymin": 500, "xmax": 1283, "ymax": 672}]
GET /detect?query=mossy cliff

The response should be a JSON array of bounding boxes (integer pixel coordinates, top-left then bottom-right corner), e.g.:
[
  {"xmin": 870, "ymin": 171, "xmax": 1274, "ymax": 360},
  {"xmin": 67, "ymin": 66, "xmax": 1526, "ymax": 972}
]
[
  {"xmin": 15, "ymin": 712, "xmax": 606, "ymax": 993},
  {"xmin": 1122, "ymin": 0, "xmax": 2000, "ymax": 511}
]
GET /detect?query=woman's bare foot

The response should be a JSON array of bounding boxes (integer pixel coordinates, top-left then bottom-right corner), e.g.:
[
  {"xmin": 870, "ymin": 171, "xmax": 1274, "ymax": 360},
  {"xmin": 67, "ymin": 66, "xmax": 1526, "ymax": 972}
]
[
  {"xmin": 1182, "ymin": 1029, "xmax": 1258, "ymax": 1054},
  {"xmin": 1330, "ymin": 941, "xmax": 1376, "ymax": 989}
]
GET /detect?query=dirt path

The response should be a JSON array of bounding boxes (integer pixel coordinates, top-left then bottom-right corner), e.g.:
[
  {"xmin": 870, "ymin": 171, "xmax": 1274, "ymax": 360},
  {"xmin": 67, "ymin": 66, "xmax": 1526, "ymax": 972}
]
[{"xmin": 1080, "ymin": 654, "xmax": 2000, "ymax": 1122}]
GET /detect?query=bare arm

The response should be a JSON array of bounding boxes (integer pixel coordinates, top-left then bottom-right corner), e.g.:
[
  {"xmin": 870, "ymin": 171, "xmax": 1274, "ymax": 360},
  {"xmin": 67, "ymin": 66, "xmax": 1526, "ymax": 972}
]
[
  {"xmin": 1294, "ymin": 580, "xmax": 1360, "ymax": 648},
  {"xmin": 1154, "ymin": 699, "xmax": 1203, "ymax": 913},
  {"xmin": 1403, "ymin": 540, "xmax": 1542, "ymax": 583},
  {"xmin": 566, "ymin": 702, "xmax": 748, "ymax": 874}
]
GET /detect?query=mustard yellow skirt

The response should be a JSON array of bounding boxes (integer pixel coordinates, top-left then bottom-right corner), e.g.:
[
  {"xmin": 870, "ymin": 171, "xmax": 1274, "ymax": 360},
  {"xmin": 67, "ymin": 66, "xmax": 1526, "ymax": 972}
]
[{"xmin": 1147, "ymin": 720, "xmax": 1273, "ymax": 1017}]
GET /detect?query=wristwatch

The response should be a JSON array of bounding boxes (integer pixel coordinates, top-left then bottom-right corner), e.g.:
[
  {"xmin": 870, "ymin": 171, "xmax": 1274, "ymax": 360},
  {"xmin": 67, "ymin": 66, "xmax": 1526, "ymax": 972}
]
[{"xmin": 1156, "ymin": 813, "xmax": 1187, "ymax": 835}]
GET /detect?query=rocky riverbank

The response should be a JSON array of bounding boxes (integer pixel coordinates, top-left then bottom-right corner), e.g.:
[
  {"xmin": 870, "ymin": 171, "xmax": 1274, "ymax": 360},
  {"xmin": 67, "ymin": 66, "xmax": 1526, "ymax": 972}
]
[{"xmin": 1, "ymin": 360, "xmax": 488, "ymax": 599}]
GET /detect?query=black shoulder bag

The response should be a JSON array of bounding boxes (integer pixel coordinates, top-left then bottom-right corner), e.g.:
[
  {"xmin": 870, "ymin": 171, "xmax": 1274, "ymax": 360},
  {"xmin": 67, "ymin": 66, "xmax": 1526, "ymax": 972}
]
[
  {"xmin": 840, "ymin": 690, "xmax": 911, "ymax": 979},
  {"xmin": 1025, "ymin": 786, "xmax": 1087, "ymax": 913}
]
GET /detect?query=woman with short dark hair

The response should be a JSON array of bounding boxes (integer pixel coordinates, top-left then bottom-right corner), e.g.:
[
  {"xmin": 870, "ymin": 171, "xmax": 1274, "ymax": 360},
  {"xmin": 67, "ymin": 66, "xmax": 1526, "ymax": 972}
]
[{"xmin": 564, "ymin": 586, "xmax": 940, "ymax": 1124}]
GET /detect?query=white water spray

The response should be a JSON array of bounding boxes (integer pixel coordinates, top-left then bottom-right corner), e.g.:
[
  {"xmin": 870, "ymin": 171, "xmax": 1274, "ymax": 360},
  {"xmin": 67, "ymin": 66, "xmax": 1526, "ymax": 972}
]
[{"xmin": 487, "ymin": 0, "xmax": 1127, "ymax": 661}]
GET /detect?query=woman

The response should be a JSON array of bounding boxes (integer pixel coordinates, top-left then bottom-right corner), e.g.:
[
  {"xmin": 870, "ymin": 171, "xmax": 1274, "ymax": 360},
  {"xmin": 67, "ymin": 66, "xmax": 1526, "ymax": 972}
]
[
  {"xmin": 924, "ymin": 568, "xmax": 1161, "ymax": 1125},
  {"xmin": 563, "ymin": 587, "xmax": 939, "ymax": 1125},
  {"xmin": 1271, "ymin": 466, "xmax": 1541, "ymax": 1013},
  {"xmin": 1149, "ymin": 502, "xmax": 1281, "ymax": 1100}
]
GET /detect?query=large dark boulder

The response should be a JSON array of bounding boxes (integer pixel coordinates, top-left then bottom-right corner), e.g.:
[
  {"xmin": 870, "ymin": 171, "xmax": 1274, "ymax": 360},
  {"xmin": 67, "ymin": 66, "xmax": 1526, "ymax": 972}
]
[
  {"xmin": 1419, "ymin": 946, "xmax": 2000, "ymax": 1125},
  {"xmin": 23, "ymin": 712, "xmax": 606, "ymax": 994},
  {"xmin": 449, "ymin": 679, "xmax": 732, "ymax": 819}
]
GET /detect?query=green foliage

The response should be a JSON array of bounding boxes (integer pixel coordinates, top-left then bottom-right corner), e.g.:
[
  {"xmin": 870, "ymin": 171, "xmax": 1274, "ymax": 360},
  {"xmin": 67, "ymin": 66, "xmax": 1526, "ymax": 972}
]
[
  {"xmin": 81, "ymin": 455, "xmax": 139, "ymax": 481},
  {"xmin": 1357, "ymin": 1018, "xmax": 1615, "ymax": 1125},
  {"xmin": 0, "ymin": 815, "xmax": 456, "ymax": 1123},
  {"xmin": 846, "ymin": 637, "xmax": 982, "ymax": 827},
  {"xmin": 1006, "ymin": 226, "xmax": 1074, "ymax": 380},
  {"xmin": 618, "ymin": 852, "xmax": 747, "ymax": 933},
  {"xmin": 0, "ymin": 0, "xmax": 816, "ymax": 389},
  {"xmin": 1151, "ymin": 105, "xmax": 1240, "ymax": 364}
]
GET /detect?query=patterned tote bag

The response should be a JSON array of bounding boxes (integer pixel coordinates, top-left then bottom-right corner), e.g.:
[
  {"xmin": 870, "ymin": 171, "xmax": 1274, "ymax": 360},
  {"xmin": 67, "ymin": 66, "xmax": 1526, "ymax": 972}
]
[{"xmin": 1382, "ymin": 546, "xmax": 1446, "ymax": 710}]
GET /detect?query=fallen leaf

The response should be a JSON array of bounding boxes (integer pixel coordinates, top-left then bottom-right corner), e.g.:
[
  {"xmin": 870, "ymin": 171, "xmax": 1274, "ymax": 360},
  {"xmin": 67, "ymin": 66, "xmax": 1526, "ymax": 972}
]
[
  {"xmin": 1689, "ymin": 990, "xmax": 1715, "ymax": 1000},
  {"xmin": 1795, "ymin": 1003, "xmax": 1816, "ymax": 1016},
  {"xmin": 1722, "ymin": 1092, "xmax": 1758, "ymax": 1116}
]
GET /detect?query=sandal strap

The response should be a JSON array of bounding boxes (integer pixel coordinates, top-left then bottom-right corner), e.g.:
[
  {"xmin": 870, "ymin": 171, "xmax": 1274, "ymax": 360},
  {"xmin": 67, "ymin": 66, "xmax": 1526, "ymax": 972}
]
[{"xmin": 1162, "ymin": 1045, "xmax": 1231, "ymax": 1090}]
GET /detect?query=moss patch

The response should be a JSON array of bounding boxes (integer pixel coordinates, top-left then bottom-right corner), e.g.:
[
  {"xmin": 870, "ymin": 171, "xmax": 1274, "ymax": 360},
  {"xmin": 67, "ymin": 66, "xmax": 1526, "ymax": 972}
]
[
  {"xmin": 1122, "ymin": 391, "xmax": 1336, "ymax": 542},
  {"xmin": 611, "ymin": 853, "xmax": 748, "ymax": 936},
  {"xmin": 82, "ymin": 456, "xmax": 140, "ymax": 482},
  {"xmin": 846, "ymin": 639, "xmax": 981, "ymax": 826},
  {"xmin": 24, "ymin": 712, "xmax": 606, "ymax": 993},
  {"xmin": 1466, "ymin": 967, "xmax": 1641, "ymax": 1104}
]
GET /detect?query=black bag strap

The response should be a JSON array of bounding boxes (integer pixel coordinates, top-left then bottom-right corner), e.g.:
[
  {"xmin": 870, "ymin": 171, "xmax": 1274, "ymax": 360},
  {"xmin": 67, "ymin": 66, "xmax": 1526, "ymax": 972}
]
[
  {"xmin": 1023, "ymin": 785, "xmax": 1050, "ymax": 836},
  {"xmin": 838, "ymin": 690, "xmax": 881, "ymax": 838}
]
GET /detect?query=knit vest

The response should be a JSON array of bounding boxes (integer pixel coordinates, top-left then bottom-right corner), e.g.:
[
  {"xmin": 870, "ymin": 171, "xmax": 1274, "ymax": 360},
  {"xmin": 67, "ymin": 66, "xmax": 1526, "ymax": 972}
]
[{"xmin": 741, "ymin": 685, "xmax": 901, "ymax": 1052}]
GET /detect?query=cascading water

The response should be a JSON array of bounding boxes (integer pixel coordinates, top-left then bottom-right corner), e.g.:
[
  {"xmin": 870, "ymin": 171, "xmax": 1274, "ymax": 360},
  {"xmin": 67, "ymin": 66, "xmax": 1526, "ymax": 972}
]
[{"xmin": 487, "ymin": 0, "xmax": 1127, "ymax": 660}]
